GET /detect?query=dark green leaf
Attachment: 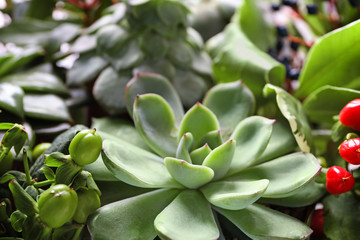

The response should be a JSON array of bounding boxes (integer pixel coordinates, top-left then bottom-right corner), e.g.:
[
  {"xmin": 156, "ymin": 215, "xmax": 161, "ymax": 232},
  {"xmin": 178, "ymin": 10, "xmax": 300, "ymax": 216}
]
[
  {"xmin": 10, "ymin": 210, "xmax": 27, "ymax": 232},
  {"xmin": 0, "ymin": 171, "xmax": 26, "ymax": 184},
  {"xmin": 8, "ymin": 180, "xmax": 38, "ymax": 216},
  {"xmin": 0, "ymin": 83, "xmax": 24, "ymax": 118},
  {"xmin": 44, "ymin": 152, "xmax": 71, "ymax": 167},
  {"xmin": 55, "ymin": 161, "xmax": 82, "ymax": 185}
]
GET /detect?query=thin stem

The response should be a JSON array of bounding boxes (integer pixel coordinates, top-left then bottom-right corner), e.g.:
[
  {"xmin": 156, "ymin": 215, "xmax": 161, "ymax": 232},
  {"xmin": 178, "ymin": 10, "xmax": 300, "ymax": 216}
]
[
  {"xmin": 71, "ymin": 224, "xmax": 85, "ymax": 240},
  {"xmin": 33, "ymin": 180, "xmax": 55, "ymax": 188},
  {"xmin": 23, "ymin": 149, "xmax": 32, "ymax": 185}
]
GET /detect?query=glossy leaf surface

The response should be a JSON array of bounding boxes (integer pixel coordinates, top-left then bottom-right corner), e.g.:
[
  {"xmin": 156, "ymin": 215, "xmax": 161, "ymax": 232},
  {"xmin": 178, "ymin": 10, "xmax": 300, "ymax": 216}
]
[{"xmin": 0, "ymin": 83, "xmax": 24, "ymax": 118}]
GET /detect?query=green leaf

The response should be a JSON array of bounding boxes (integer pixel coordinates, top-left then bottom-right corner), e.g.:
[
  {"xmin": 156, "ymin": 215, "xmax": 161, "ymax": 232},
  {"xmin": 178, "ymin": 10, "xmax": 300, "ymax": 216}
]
[
  {"xmin": 202, "ymin": 139, "xmax": 235, "ymax": 180},
  {"xmin": 2, "ymin": 124, "xmax": 28, "ymax": 155},
  {"xmin": 227, "ymin": 153, "xmax": 321, "ymax": 198},
  {"xmin": 139, "ymin": 31, "xmax": 168, "ymax": 58},
  {"xmin": 0, "ymin": 171, "xmax": 26, "ymax": 184},
  {"xmin": 323, "ymin": 192, "xmax": 360, "ymax": 240},
  {"xmin": 178, "ymin": 103, "xmax": 220, "ymax": 149},
  {"xmin": 201, "ymin": 179, "xmax": 269, "ymax": 210},
  {"xmin": 234, "ymin": 0, "xmax": 275, "ymax": 51},
  {"xmin": 256, "ymin": 119, "xmax": 297, "ymax": 164},
  {"xmin": 111, "ymin": 40, "xmax": 144, "ymax": 71},
  {"xmin": 55, "ymin": 161, "xmax": 82, "ymax": 185},
  {"xmin": 176, "ymin": 133, "xmax": 193, "ymax": 163},
  {"xmin": 40, "ymin": 167, "xmax": 55, "ymax": 181},
  {"xmin": 133, "ymin": 59, "xmax": 176, "ymax": 81},
  {"xmin": 66, "ymin": 50, "xmax": 108, "ymax": 86},
  {"xmin": 23, "ymin": 94, "xmax": 71, "ymax": 122},
  {"xmin": 154, "ymin": 190, "xmax": 219, "ymax": 240},
  {"xmin": 197, "ymin": 129, "xmax": 223, "ymax": 150},
  {"xmin": 8, "ymin": 180, "xmax": 38, "ymax": 216},
  {"xmin": 227, "ymin": 116, "xmax": 274, "ymax": 175},
  {"xmin": 93, "ymin": 67, "xmax": 130, "ymax": 115},
  {"xmin": 25, "ymin": 0, "xmax": 55, "ymax": 19},
  {"xmin": 1, "ymin": 71, "xmax": 70, "ymax": 96},
  {"xmin": 168, "ymin": 40, "xmax": 195, "ymax": 68},
  {"xmin": 102, "ymin": 139, "xmax": 181, "ymax": 188},
  {"xmin": 206, "ymin": 24, "xmax": 285, "ymax": 102},
  {"xmin": 203, "ymin": 81, "xmax": 255, "ymax": 140},
  {"xmin": 125, "ymin": 73, "xmax": 184, "ymax": 125},
  {"xmin": 0, "ymin": 123, "xmax": 15, "ymax": 130},
  {"xmin": 156, "ymin": 0, "xmax": 188, "ymax": 26},
  {"xmin": 303, "ymin": 86, "xmax": 360, "ymax": 125},
  {"xmin": 44, "ymin": 152, "xmax": 71, "ymax": 167},
  {"xmin": 10, "ymin": 210, "xmax": 27, "ymax": 232},
  {"xmin": 296, "ymin": 20, "xmax": 360, "ymax": 98},
  {"xmin": 164, "ymin": 157, "xmax": 214, "ymax": 189},
  {"xmin": 133, "ymin": 94, "xmax": 178, "ymax": 157},
  {"xmin": 215, "ymin": 204, "xmax": 312, "ymax": 240},
  {"xmin": 264, "ymin": 84, "xmax": 314, "ymax": 153},
  {"xmin": 88, "ymin": 189, "xmax": 180, "ymax": 240},
  {"xmin": 259, "ymin": 179, "xmax": 325, "ymax": 207},
  {"xmin": 190, "ymin": 144, "xmax": 212, "ymax": 165},
  {"xmin": 0, "ymin": 83, "xmax": 24, "ymax": 118}
]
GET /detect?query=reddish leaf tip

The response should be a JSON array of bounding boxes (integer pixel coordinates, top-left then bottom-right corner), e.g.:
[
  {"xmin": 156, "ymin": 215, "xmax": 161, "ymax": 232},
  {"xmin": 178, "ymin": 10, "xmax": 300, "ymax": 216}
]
[{"xmin": 181, "ymin": 160, "xmax": 185, "ymax": 163}]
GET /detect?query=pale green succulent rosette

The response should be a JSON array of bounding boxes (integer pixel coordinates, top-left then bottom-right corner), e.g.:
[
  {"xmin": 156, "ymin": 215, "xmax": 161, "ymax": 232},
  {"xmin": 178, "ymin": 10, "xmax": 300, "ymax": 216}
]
[{"xmin": 88, "ymin": 76, "xmax": 322, "ymax": 240}]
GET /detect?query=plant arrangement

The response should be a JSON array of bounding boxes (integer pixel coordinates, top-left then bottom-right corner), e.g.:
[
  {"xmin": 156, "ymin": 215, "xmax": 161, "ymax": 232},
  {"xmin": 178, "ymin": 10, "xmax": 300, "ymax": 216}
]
[{"xmin": 1, "ymin": 0, "xmax": 360, "ymax": 239}]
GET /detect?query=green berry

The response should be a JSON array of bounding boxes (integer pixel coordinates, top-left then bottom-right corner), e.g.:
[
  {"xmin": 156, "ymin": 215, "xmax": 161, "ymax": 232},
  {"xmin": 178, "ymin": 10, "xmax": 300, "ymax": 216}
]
[
  {"xmin": 38, "ymin": 184, "xmax": 78, "ymax": 228},
  {"xmin": 69, "ymin": 129, "xmax": 102, "ymax": 166},
  {"xmin": 73, "ymin": 189, "xmax": 101, "ymax": 223}
]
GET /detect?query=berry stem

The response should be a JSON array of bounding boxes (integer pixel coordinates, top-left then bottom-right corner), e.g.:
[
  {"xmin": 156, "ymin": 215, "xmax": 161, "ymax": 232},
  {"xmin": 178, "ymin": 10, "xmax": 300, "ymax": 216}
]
[{"xmin": 22, "ymin": 149, "xmax": 32, "ymax": 185}]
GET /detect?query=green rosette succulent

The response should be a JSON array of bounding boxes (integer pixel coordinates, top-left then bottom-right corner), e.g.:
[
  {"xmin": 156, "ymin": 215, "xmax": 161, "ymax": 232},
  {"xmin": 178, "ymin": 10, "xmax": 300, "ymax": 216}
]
[
  {"xmin": 67, "ymin": 0, "xmax": 213, "ymax": 114},
  {"xmin": 88, "ymin": 76, "xmax": 322, "ymax": 239}
]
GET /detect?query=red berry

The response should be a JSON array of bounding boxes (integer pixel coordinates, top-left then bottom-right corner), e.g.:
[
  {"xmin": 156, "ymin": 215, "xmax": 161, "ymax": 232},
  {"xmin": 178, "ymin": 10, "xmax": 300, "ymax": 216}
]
[
  {"xmin": 310, "ymin": 209, "xmax": 325, "ymax": 238},
  {"xmin": 339, "ymin": 138, "xmax": 360, "ymax": 165},
  {"xmin": 339, "ymin": 99, "xmax": 360, "ymax": 131},
  {"xmin": 326, "ymin": 166, "xmax": 355, "ymax": 195}
]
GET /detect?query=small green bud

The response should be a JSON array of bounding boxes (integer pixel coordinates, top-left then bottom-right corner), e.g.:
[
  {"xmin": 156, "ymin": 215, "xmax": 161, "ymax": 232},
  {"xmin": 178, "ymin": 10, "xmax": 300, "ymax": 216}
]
[
  {"xmin": 38, "ymin": 184, "xmax": 78, "ymax": 228},
  {"xmin": 69, "ymin": 129, "xmax": 102, "ymax": 166},
  {"xmin": 32, "ymin": 142, "xmax": 52, "ymax": 160},
  {"xmin": 73, "ymin": 189, "xmax": 101, "ymax": 223}
]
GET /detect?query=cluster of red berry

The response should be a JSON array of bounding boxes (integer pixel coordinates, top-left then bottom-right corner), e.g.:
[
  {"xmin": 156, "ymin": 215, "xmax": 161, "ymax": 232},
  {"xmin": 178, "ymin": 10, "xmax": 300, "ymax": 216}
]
[{"xmin": 326, "ymin": 99, "xmax": 360, "ymax": 195}]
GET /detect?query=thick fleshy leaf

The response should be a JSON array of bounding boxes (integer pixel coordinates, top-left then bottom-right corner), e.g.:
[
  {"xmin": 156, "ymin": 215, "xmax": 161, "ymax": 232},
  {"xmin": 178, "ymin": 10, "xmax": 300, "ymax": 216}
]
[
  {"xmin": 259, "ymin": 179, "xmax": 325, "ymax": 207},
  {"xmin": 227, "ymin": 116, "xmax": 274, "ymax": 175},
  {"xmin": 323, "ymin": 192, "xmax": 360, "ymax": 240},
  {"xmin": 0, "ymin": 83, "xmax": 24, "ymax": 118},
  {"xmin": 9, "ymin": 180, "xmax": 38, "ymax": 216},
  {"xmin": 295, "ymin": 19, "xmax": 360, "ymax": 98},
  {"xmin": 70, "ymin": 35, "xmax": 96, "ymax": 53},
  {"xmin": 66, "ymin": 50, "xmax": 108, "ymax": 86},
  {"xmin": 133, "ymin": 59, "xmax": 176, "ymax": 81},
  {"xmin": 203, "ymin": 81, "xmax": 255, "ymax": 140},
  {"xmin": 164, "ymin": 157, "xmax": 214, "ymax": 189},
  {"xmin": 190, "ymin": 144, "xmax": 212, "ymax": 165},
  {"xmin": 133, "ymin": 94, "xmax": 178, "ymax": 157},
  {"xmin": 206, "ymin": 23, "xmax": 285, "ymax": 102},
  {"xmin": 202, "ymin": 139, "xmax": 235, "ymax": 180},
  {"xmin": 197, "ymin": 129, "xmax": 223, "ymax": 149},
  {"xmin": 23, "ymin": 94, "xmax": 71, "ymax": 121},
  {"xmin": 201, "ymin": 179, "xmax": 269, "ymax": 210},
  {"xmin": 178, "ymin": 103, "xmax": 220, "ymax": 149},
  {"xmin": 215, "ymin": 204, "xmax": 312, "ymax": 240},
  {"xmin": 89, "ymin": 189, "xmax": 179, "ymax": 240},
  {"xmin": 173, "ymin": 69, "xmax": 210, "ymax": 108},
  {"xmin": 102, "ymin": 139, "xmax": 181, "ymax": 188},
  {"xmin": 227, "ymin": 153, "xmax": 321, "ymax": 198},
  {"xmin": 264, "ymin": 84, "xmax": 314, "ymax": 153},
  {"xmin": 256, "ymin": 119, "xmax": 297, "ymax": 164},
  {"xmin": 176, "ymin": 133, "xmax": 193, "ymax": 163},
  {"xmin": 154, "ymin": 190, "xmax": 219, "ymax": 240},
  {"xmin": 2, "ymin": 71, "xmax": 70, "ymax": 96},
  {"xmin": 111, "ymin": 40, "xmax": 144, "ymax": 71},
  {"xmin": 125, "ymin": 73, "xmax": 184, "ymax": 124},
  {"xmin": 303, "ymin": 86, "xmax": 360, "ymax": 126},
  {"xmin": 47, "ymin": 23, "xmax": 80, "ymax": 55},
  {"xmin": 93, "ymin": 67, "xmax": 130, "ymax": 115}
]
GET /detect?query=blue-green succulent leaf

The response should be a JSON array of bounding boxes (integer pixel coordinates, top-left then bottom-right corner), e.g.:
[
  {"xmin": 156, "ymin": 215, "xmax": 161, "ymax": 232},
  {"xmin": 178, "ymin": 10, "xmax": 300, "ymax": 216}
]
[
  {"xmin": 200, "ymin": 179, "xmax": 269, "ymax": 210},
  {"xmin": 102, "ymin": 139, "xmax": 182, "ymax": 188},
  {"xmin": 227, "ymin": 116, "xmax": 274, "ymax": 175},
  {"xmin": 125, "ymin": 73, "xmax": 184, "ymax": 125},
  {"xmin": 89, "ymin": 189, "xmax": 180, "ymax": 240},
  {"xmin": 178, "ymin": 103, "xmax": 220, "ymax": 149},
  {"xmin": 133, "ymin": 94, "xmax": 178, "ymax": 157},
  {"xmin": 202, "ymin": 139, "xmax": 236, "ymax": 180},
  {"xmin": 154, "ymin": 190, "xmax": 219, "ymax": 240},
  {"xmin": 203, "ymin": 81, "xmax": 255, "ymax": 140},
  {"xmin": 197, "ymin": 129, "xmax": 223, "ymax": 149},
  {"xmin": 190, "ymin": 144, "xmax": 212, "ymax": 165},
  {"xmin": 164, "ymin": 157, "xmax": 214, "ymax": 189},
  {"xmin": 227, "ymin": 153, "xmax": 321, "ymax": 198},
  {"xmin": 176, "ymin": 132, "xmax": 193, "ymax": 163},
  {"xmin": 215, "ymin": 204, "xmax": 312, "ymax": 240}
]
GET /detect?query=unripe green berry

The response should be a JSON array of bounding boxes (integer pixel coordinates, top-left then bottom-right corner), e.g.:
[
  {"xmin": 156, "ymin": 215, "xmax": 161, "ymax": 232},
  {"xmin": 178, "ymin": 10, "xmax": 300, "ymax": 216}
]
[
  {"xmin": 73, "ymin": 189, "xmax": 101, "ymax": 223},
  {"xmin": 69, "ymin": 129, "xmax": 102, "ymax": 166},
  {"xmin": 32, "ymin": 142, "xmax": 52, "ymax": 160},
  {"xmin": 38, "ymin": 184, "xmax": 78, "ymax": 228}
]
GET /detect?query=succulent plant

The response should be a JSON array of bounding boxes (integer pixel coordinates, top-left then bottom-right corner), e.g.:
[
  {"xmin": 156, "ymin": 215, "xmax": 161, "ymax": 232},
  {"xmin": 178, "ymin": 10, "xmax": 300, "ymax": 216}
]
[
  {"xmin": 88, "ymin": 76, "xmax": 322, "ymax": 239},
  {"xmin": 67, "ymin": 0, "xmax": 213, "ymax": 114}
]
